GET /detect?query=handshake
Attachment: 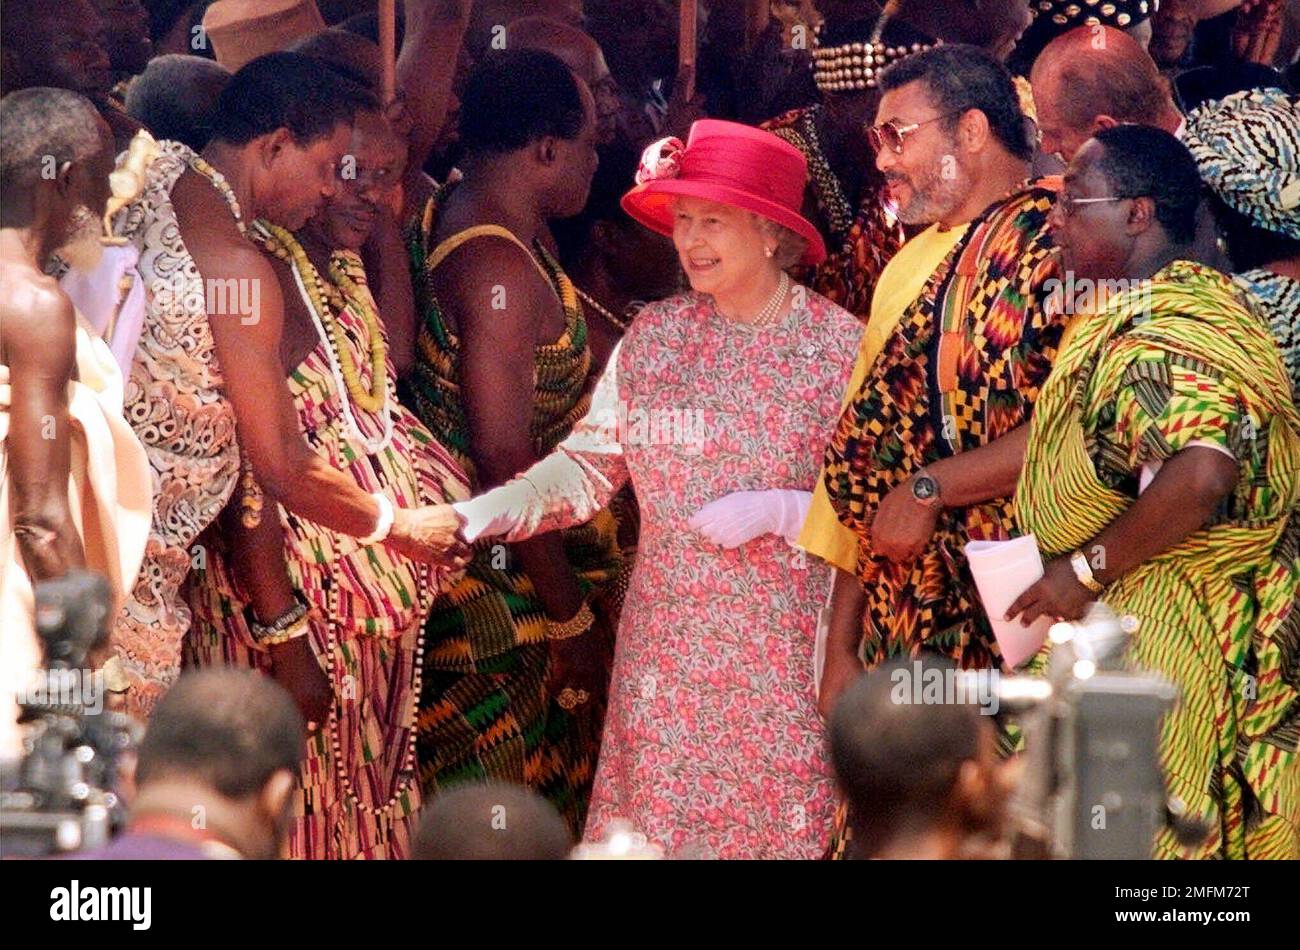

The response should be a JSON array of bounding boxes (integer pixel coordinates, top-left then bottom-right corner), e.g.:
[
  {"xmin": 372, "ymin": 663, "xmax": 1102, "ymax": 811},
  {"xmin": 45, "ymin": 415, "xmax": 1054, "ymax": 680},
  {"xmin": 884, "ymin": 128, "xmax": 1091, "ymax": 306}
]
[
  {"xmin": 383, "ymin": 503, "xmax": 472, "ymax": 568},
  {"xmin": 377, "ymin": 486, "xmax": 814, "ymax": 565}
]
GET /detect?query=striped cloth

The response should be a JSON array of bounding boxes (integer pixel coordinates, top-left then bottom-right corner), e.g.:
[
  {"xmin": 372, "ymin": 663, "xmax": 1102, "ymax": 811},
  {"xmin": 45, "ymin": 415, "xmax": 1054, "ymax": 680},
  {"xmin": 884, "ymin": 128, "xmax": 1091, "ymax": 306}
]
[
  {"xmin": 1017, "ymin": 260, "xmax": 1300, "ymax": 859},
  {"xmin": 186, "ymin": 251, "xmax": 470, "ymax": 859},
  {"xmin": 402, "ymin": 203, "xmax": 625, "ymax": 832}
]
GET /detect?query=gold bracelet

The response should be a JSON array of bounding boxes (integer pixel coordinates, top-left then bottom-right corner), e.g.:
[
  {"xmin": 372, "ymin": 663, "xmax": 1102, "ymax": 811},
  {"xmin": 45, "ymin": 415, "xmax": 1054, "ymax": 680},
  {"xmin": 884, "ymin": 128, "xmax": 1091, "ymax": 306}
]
[
  {"xmin": 258, "ymin": 614, "xmax": 312, "ymax": 648},
  {"xmin": 547, "ymin": 602, "xmax": 595, "ymax": 641}
]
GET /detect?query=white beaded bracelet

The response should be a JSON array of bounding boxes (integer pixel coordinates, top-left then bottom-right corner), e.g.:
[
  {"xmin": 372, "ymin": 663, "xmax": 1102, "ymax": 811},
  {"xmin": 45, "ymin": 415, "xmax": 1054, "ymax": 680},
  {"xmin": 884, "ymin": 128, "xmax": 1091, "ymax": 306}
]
[{"xmin": 358, "ymin": 492, "xmax": 395, "ymax": 545}]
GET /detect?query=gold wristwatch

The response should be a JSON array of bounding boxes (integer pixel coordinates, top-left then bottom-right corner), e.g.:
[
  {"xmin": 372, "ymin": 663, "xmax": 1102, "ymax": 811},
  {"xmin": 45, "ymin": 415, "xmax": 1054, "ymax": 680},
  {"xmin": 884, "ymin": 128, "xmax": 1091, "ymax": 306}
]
[{"xmin": 1069, "ymin": 549, "xmax": 1104, "ymax": 594}]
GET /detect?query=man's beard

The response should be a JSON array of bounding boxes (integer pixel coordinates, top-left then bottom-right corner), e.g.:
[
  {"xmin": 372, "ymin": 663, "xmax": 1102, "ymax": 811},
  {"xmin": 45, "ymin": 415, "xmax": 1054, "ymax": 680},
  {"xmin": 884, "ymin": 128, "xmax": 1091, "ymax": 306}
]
[
  {"xmin": 891, "ymin": 154, "xmax": 970, "ymax": 227},
  {"xmin": 58, "ymin": 205, "xmax": 106, "ymax": 272}
]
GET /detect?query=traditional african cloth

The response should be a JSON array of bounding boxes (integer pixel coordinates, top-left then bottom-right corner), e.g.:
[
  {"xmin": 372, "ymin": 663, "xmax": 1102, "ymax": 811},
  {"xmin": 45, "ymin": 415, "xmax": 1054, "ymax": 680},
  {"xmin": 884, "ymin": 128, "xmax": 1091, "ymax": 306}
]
[
  {"xmin": 112, "ymin": 140, "xmax": 242, "ymax": 717},
  {"xmin": 401, "ymin": 199, "xmax": 624, "ymax": 832},
  {"xmin": 185, "ymin": 250, "xmax": 469, "ymax": 859},
  {"xmin": 1017, "ymin": 260, "xmax": 1300, "ymax": 860},
  {"xmin": 1236, "ymin": 269, "xmax": 1300, "ymax": 395},
  {"xmin": 821, "ymin": 179, "xmax": 1066, "ymax": 669},
  {"xmin": 800, "ymin": 222, "xmax": 970, "ymax": 572},
  {"xmin": 1183, "ymin": 87, "xmax": 1300, "ymax": 243},
  {"xmin": 762, "ymin": 105, "xmax": 905, "ymax": 320}
]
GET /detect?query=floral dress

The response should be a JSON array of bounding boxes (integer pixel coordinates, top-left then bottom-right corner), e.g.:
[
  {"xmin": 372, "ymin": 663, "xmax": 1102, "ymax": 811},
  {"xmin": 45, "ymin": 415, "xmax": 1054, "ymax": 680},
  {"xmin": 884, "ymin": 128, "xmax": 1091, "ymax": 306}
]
[{"xmin": 461, "ymin": 290, "xmax": 863, "ymax": 858}]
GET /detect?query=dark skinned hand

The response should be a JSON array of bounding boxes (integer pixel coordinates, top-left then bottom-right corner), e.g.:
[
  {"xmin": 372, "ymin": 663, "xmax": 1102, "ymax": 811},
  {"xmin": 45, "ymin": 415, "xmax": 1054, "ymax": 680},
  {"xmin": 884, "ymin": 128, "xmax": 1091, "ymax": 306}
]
[
  {"xmin": 546, "ymin": 605, "xmax": 613, "ymax": 709},
  {"xmin": 1004, "ymin": 555, "xmax": 1097, "ymax": 627},
  {"xmin": 269, "ymin": 635, "xmax": 332, "ymax": 729},
  {"xmin": 869, "ymin": 479, "xmax": 940, "ymax": 563}
]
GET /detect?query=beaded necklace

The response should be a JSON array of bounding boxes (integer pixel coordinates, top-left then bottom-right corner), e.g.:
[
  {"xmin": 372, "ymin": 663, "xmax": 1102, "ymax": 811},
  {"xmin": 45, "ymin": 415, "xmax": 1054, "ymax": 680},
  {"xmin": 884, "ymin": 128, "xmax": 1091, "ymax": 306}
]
[
  {"xmin": 573, "ymin": 285, "xmax": 631, "ymax": 333},
  {"xmin": 322, "ymin": 568, "xmax": 424, "ymax": 828},
  {"xmin": 186, "ymin": 154, "xmax": 247, "ymax": 235},
  {"xmin": 251, "ymin": 220, "xmax": 394, "ymax": 455},
  {"xmin": 185, "ymin": 152, "xmax": 269, "ymax": 526}
]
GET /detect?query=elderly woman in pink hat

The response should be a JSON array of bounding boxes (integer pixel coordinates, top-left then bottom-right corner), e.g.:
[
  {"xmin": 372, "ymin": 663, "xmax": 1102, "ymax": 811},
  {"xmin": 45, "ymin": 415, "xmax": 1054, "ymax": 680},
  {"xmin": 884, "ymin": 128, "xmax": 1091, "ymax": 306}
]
[{"xmin": 448, "ymin": 120, "xmax": 863, "ymax": 858}]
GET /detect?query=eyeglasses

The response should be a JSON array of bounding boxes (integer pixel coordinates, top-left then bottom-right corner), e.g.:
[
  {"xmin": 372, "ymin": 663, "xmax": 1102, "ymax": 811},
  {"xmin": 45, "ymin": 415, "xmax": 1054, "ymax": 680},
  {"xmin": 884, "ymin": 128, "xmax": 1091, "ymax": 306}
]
[
  {"xmin": 1057, "ymin": 194, "xmax": 1130, "ymax": 217},
  {"xmin": 866, "ymin": 110, "xmax": 965, "ymax": 155}
]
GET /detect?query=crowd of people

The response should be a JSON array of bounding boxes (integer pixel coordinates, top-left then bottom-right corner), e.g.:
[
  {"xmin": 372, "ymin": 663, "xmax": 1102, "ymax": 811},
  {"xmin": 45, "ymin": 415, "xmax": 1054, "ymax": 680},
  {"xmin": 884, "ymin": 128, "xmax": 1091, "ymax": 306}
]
[{"xmin": 0, "ymin": 0, "xmax": 1297, "ymax": 861}]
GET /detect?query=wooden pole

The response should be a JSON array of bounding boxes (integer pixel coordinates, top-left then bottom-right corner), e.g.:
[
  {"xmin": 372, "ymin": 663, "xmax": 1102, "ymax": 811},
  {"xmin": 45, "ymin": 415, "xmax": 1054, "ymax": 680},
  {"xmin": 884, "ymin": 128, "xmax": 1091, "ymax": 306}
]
[
  {"xmin": 379, "ymin": 0, "xmax": 397, "ymax": 104},
  {"xmin": 679, "ymin": 0, "xmax": 697, "ymax": 100},
  {"xmin": 746, "ymin": 0, "xmax": 769, "ymax": 47}
]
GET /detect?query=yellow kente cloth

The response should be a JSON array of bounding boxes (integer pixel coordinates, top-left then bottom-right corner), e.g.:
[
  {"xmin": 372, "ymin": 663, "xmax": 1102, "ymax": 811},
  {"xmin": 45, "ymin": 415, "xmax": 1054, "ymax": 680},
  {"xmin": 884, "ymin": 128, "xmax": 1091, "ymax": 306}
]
[
  {"xmin": 799, "ymin": 221, "xmax": 968, "ymax": 571},
  {"xmin": 1017, "ymin": 260, "xmax": 1300, "ymax": 859}
]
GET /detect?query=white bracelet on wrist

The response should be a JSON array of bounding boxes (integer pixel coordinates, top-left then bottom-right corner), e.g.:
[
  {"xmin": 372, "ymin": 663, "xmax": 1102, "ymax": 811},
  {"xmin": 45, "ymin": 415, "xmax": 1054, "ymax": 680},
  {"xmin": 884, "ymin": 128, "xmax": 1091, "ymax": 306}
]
[{"xmin": 358, "ymin": 492, "xmax": 395, "ymax": 545}]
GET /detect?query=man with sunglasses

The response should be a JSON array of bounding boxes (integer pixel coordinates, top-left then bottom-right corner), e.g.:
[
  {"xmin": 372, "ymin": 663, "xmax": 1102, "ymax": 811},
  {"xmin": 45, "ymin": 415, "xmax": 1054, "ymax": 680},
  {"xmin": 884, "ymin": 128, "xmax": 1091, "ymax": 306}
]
[{"xmin": 805, "ymin": 42, "xmax": 1068, "ymax": 760}]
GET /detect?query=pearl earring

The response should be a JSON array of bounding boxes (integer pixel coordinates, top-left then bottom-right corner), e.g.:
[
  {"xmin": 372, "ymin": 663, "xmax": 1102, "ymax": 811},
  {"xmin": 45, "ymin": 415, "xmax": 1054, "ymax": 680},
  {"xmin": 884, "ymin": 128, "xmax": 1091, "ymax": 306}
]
[{"xmin": 764, "ymin": 246, "xmax": 775, "ymax": 258}]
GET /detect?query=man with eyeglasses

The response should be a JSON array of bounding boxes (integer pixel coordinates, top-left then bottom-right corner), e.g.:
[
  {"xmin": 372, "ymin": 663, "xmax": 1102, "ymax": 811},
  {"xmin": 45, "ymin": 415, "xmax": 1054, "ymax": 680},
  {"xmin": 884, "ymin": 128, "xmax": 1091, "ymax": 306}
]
[
  {"xmin": 1011, "ymin": 124, "xmax": 1299, "ymax": 859},
  {"xmin": 803, "ymin": 47, "xmax": 1069, "ymax": 855}
]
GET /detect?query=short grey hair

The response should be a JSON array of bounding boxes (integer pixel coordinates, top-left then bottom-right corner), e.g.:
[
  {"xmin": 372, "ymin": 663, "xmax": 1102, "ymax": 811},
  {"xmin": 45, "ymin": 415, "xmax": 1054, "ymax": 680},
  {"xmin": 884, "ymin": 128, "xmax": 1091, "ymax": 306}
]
[{"xmin": 125, "ymin": 55, "xmax": 231, "ymax": 152}]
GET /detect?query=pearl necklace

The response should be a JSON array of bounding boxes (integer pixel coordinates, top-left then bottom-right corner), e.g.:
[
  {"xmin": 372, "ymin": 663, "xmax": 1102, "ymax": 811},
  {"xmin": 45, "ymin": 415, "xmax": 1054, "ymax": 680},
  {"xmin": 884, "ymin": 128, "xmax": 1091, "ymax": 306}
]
[
  {"xmin": 250, "ymin": 221, "xmax": 394, "ymax": 456},
  {"xmin": 732, "ymin": 271, "xmax": 791, "ymax": 330}
]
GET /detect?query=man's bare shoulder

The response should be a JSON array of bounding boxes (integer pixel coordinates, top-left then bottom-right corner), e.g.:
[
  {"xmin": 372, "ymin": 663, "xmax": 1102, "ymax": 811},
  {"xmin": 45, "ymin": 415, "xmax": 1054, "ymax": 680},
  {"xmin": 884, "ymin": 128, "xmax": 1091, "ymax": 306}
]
[
  {"xmin": 168, "ymin": 173, "xmax": 276, "ymax": 283},
  {"xmin": 433, "ymin": 232, "xmax": 556, "ymax": 330},
  {"xmin": 0, "ymin": 262, "xmax": 74, "ymax": 343},
  {"xmin": 0, "ymin": 262, "xmax": 76, "ymax": 366}
]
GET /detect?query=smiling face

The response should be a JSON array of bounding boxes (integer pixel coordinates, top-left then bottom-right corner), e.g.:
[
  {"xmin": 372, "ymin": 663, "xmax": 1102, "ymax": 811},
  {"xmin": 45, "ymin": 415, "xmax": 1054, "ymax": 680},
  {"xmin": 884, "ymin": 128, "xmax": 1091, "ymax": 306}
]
[
  {"xmin": 873, "ymin": 80, "xmax": 971, "ymax": 226},
  {"xmin": 305, "ymin": 110, "xmax": 406, "ymax": 251},
  {"xmin": 671, "ymin": 196, "xmax": 772, "ymax": 299}
]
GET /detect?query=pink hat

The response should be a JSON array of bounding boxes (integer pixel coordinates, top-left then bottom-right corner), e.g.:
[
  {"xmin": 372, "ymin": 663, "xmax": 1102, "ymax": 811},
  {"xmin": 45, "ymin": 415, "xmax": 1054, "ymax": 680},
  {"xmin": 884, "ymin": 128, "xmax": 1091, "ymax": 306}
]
[{"xmin": 621, "ymin": 119, "xmax": 827, "ymax": 266}]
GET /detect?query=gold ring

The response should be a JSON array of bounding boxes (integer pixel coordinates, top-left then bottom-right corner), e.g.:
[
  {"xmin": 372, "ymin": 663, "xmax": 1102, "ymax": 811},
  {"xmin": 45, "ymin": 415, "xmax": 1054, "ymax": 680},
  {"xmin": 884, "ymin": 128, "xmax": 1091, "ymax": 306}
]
[{"xmin": 556, "ymin": 688, "xmax": 590, "ymax": 710}]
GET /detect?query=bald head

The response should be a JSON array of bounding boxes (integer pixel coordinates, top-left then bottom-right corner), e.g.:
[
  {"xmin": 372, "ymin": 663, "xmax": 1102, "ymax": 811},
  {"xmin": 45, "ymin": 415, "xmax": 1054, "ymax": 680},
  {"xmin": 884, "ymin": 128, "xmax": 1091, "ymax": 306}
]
[
  {"xmin": 508, "ymin": 17, "xmax": 604, "ymax": 84},
  {"xmin": 137, "ymin": 668, "xmax": 305, "ymax": 800},
  {"xmin": 1030, "ymin": 24, "xmax": 1178, "ymax": 161},
  {"xmin": 508, "ymin": 17, "xmax": 620, "ymax": 146},
  {"xmin": 413, "ymin": 783, "xmax": 573, "ymax": 860},
  {"xmin": 292, "ymin": 28, "xmax": 383, "ymax": 88}
]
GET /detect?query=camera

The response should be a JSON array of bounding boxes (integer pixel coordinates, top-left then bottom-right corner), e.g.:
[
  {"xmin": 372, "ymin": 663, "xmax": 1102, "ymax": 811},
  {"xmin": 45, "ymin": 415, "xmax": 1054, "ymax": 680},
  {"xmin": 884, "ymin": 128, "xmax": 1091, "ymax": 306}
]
[
  {"xmin": 0, "ymin": 571, "xmax": 135, "ymax": 857},
  {"xmin": 999, "ymin": 601, "xmax": 1184, "ymax": 859}
]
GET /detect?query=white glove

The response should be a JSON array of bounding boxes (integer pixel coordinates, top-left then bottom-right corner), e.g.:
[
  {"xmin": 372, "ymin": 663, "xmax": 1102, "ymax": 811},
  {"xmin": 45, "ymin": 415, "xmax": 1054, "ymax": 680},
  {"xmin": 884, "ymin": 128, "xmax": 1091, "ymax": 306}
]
[
  {"xmin": 453, "ymin": 478, "xmax": 539, "ymax": 544},
  {"xmin": 688, "ymin": 489, "xmax": 812, "ymax": 549}
]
